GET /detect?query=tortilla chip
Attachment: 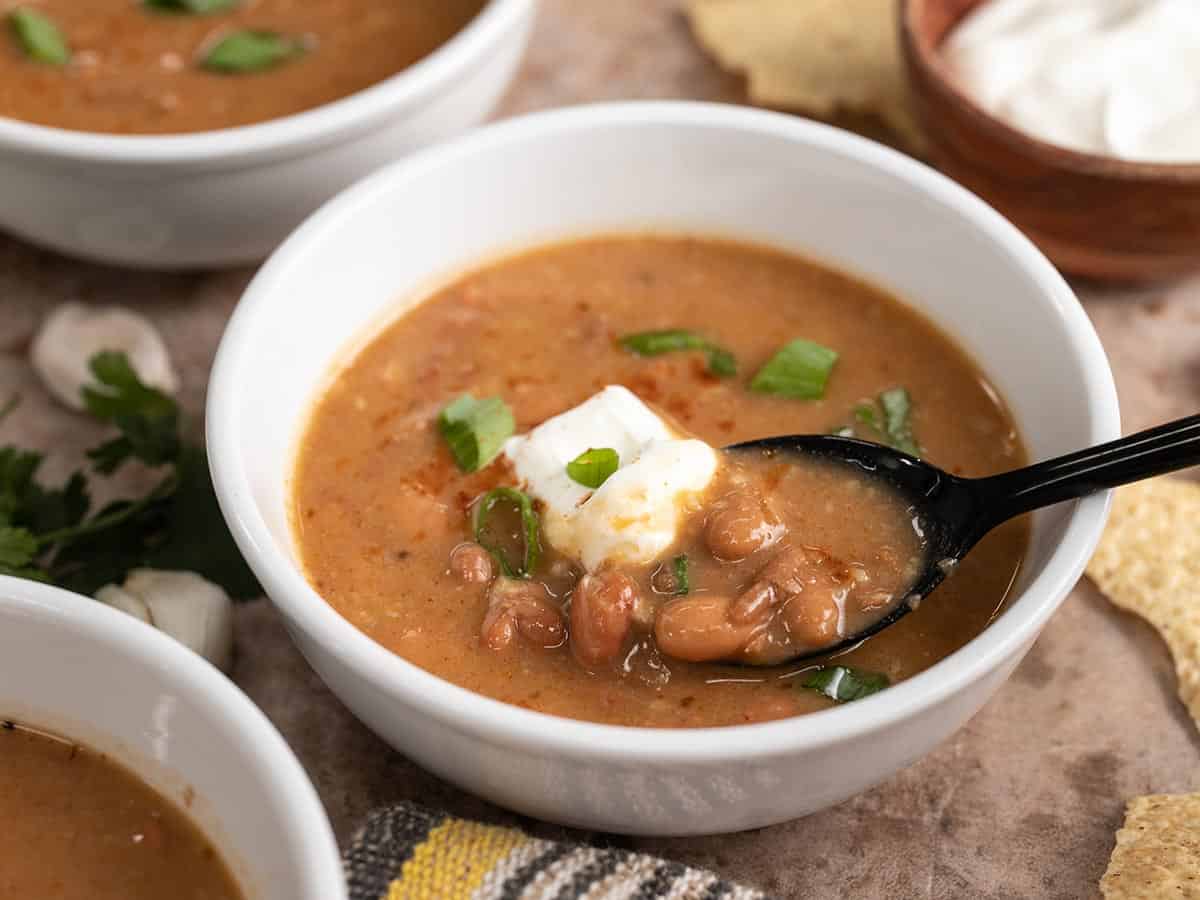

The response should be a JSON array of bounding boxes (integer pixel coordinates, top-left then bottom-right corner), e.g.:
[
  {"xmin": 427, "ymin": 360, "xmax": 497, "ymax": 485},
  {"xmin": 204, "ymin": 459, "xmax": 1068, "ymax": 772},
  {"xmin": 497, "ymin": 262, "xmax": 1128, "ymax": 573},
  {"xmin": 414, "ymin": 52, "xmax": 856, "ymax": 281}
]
[
  {"xmin": 685, "ymin": 0, "xmax": 926, "ymax": 153},
  {"xmin": 1087, "ymin": 478, "xmax": 1200, "ymax": 729},
  {"xmin": 1100, "ymin": 793, "xmax": 1200, "ymax": 899}
]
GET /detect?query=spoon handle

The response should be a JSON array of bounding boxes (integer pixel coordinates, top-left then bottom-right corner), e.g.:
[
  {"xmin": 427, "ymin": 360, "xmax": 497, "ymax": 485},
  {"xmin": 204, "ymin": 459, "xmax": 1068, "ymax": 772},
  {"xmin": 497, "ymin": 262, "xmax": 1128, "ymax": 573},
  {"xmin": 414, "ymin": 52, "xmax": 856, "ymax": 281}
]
[{"xmin": 971, "ymin": 414, "xmax": 1200, "ymax": 527}]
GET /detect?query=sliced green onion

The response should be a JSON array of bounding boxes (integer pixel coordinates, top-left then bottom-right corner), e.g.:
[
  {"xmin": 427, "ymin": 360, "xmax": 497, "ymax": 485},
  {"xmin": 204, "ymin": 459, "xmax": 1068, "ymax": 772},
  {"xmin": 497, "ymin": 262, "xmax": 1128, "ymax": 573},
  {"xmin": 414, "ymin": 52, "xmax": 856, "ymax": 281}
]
[
  {"xmin": 801, "ymin": 666, "xmax": 889, "ymax": 703},
  {"xmin": 437, "ymin": 394, "xmax": 514, "ymax": 473},
  {"xmin": 145, "ymin": 0, "xmax": 239, "ymax": 13},
  {"xmin": 672, "ymin": 554, "xmax": 689, "ymax": 595},
  {"xmin": 201, "ymin": 30, "xmax": 306, "ymax": 73},
  {"xmin": 835, "ymin": 388, "xmax": 922, "ymax": 457},
  {"xmin": 853, "ymin": 403, "xmax": 880, "ymax": 430},
  {"xmin": 705, "ymin": 347, "xmax": 737, "ymax": 377},
  {"xmin": 8, "ymin": 8, "xmax": 70, "ymax": 65},
  {"xmin": 618, "ymin": 329, "xmax": 738, "ymax": 378},
  {"xmin": 566, "ymin": 448, "xmax": 619, "ymax": 489},
  {"xmin": 879, "ymin": 387, "xmax": 920, "ymax": 457},
  {"xmin": 620, "ymin": 329, "xmax": 706, "ymax": 356},
  {"xmin": 472, "ymin": 487, "xmax": 540, "ymax": 579},
  {"xmin": 750, "ymin": 339, "xmax": 839, "ymax": 399}
]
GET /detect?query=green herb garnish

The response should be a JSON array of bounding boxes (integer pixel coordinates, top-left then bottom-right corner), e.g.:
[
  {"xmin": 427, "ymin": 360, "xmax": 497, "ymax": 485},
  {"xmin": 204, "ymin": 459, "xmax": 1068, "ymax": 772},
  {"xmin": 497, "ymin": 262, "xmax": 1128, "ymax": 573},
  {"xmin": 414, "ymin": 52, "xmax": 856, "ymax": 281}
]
[
  {"xmin": 835, "ymin": 387, "xmax": 922, "ymax": 457},
  {"xmin": 802, "ymin": 666, "xmax": 889, "ymax": 703},
  {"xmin": 437, "ymin": 394, "xmax": 515, "ymax": 473},
  {"xmin": 618, "ymin": 329, "xmax": 738, "ymax": 378},
  {"xmin": 201, "ymin": 30, "xmax": 306, "ymax": 73},
  {"xmin": 879, "ymin": 387, "xmax": 919, "ymax": 455},
  {"xmin": 672, "ymin": 553, "xmax": 689, "ymax": 595},
  {"xmin": 0, "ymin": 353, "xmax": 260, "ymax": 599},
  {"xmin": 566, "ymin": 448, "xmax": 619, "ymax": 489},
  {"xmin": 704, "ymin": 347, "xmax": 737, "ymax": 377},
  {"xmin": 145, "ymin": 0, "xmax": 239, "ymax": 13},
  {"xmin": 472, "ymin": 487, "xmax": 540, "ymax": 579},
  {"xmin": 8, "ymin": 8, "xmax": 70, "ymax": 65},
  {"xmin": 83, "ymin": 351, "xmax": 181, "ymax": 473},
  {"xmin": 749, "ymin": 338, "xmax": 839, "ymax": 399}
]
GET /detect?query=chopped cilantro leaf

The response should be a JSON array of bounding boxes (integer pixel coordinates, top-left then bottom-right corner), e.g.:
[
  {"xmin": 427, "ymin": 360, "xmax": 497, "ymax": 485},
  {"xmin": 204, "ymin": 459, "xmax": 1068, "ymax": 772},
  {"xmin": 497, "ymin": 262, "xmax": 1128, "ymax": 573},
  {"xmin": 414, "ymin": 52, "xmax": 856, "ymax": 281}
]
[{"xmin": 802, "ymin": 665, "xmax": 889, "ymax": 703}]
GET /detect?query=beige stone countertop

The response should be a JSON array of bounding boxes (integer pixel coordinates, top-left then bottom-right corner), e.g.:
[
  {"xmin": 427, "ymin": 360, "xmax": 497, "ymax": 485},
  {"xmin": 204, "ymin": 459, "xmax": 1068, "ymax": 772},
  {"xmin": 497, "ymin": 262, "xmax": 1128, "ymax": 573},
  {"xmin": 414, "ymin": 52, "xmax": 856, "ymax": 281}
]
[{"xmin": 2, "ymin": 2, "xmax": 1199, "ymax": 897}]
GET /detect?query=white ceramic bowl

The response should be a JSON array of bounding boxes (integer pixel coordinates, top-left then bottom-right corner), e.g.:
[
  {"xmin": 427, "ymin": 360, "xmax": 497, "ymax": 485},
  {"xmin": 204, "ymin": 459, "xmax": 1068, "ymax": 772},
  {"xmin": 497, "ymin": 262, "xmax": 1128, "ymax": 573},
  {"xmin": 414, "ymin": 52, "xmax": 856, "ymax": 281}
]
[
  {"xmin": 0, "ymin": 0, "xmax": 533, "ymax": 269},
  {"xmin": 207, "ymin": 102, "xmax": 1120, "ymax": 836},
  {"xmin": 0, "ymin": 575, "xmax": 345, "ymax": 899}
]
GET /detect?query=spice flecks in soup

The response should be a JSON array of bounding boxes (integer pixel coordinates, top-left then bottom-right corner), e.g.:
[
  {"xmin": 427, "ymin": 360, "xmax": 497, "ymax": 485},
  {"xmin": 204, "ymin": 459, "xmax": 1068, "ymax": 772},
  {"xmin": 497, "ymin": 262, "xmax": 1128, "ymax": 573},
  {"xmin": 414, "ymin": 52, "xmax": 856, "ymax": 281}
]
[
  {"xmin": 292, "ymin": 235, "xmax": 1029, "ymax": 728},
  {"xmin": 0, "ymin": 723, "xmax": 244, "ymax": 899},
  {"xmin": 0, "ymin": 0, "xmax": 485, "ymax": 134}
]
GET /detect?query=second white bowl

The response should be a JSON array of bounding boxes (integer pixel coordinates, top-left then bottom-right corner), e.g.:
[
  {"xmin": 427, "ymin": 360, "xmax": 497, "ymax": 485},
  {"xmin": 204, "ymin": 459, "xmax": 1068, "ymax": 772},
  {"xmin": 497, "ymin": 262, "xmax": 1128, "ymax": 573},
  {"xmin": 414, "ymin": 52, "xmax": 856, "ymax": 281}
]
[
  {"xmin": 0, "ymin": 575, "xmax": 346, "ymax": 899},
  {"xmin": 0, "ymin": 0, "xmax": 533, "ymax": 269}
]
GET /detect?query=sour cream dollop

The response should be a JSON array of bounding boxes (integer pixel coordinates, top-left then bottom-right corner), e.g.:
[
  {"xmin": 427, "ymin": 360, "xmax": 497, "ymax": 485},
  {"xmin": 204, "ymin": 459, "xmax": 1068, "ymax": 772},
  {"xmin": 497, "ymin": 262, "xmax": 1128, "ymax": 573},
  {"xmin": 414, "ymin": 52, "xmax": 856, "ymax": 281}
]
[
  {"xmin": 943, "ymin": 0, "xmax": 1200, "ymax": 163},
  {"xmin": 503, "ymin": 386, "xmax": 719, "ymax": 572}
]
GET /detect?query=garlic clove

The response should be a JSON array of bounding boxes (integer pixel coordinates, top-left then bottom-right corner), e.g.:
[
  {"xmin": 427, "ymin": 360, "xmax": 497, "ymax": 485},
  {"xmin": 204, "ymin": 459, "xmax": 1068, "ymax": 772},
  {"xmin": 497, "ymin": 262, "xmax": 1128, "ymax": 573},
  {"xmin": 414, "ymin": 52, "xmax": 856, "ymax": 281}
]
[
  {"xmin": 96, "ymin": 584, "xmax": 152, "ymax": 624},
  {"xmin": 120, "ymin": 569, "xmax": 234, "ymax": 673},
  {"xmin": 30, "ymin": 303, "xmax": 179, "ymax": 411}
]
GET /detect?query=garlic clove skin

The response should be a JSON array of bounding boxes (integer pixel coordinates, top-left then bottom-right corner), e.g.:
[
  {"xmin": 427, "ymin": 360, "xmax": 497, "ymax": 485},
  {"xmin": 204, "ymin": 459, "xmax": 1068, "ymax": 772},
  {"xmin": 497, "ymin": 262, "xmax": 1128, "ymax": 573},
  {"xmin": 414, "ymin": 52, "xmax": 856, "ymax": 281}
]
[
  {"xmin": 96, "ymin": 569, "xmax": 234, "ymax": 673},
  {"xmin": 96, "ymin": 584, "xmax": 152, "ymax": 624},
  {"xmin": 30, "ymin": 303, "xmax": 180, "ymax": 411}
]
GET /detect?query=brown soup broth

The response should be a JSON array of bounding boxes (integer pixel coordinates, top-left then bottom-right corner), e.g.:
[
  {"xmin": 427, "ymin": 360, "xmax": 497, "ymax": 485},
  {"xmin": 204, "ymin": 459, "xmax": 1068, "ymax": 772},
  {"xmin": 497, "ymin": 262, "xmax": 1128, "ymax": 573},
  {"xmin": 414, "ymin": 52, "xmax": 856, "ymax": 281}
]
[
  {"xmin": 0, "ymin": 723, "xmax": 244, "ymax": 899},
  {"xmin": 292, "ymin": 235, "xmax": 1029, "ymax": 728},
  {"xmin": 0, "ymin": 0, "xmax": 485, "ymax": 134}
]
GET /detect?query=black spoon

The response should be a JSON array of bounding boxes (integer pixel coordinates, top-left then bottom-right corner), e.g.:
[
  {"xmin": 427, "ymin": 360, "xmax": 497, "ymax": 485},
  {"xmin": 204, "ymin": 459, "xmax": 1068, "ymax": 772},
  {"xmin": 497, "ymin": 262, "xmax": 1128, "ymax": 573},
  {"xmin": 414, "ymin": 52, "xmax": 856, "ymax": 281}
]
[{"xmin": 728, "ymin": 413, "xmax": 1200, "ymax": 664}]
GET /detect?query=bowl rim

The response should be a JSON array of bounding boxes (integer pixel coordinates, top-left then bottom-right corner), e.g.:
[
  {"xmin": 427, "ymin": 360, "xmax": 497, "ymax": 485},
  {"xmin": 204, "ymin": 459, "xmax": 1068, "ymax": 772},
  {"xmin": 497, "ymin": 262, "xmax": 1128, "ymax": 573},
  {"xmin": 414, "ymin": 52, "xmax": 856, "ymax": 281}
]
[
  {"xmin": 0, "ymin": 574, "xmax": 347, "ymax": 900},
  {"xmin": 899, "ymin": 0, "xmax": 1200, "ymax": 181},
  {"xmin": 208, "ymin": 100, "xmax": 1121, "ymax": 763},
  {"xmin": 0, "ymin": 0, "xmax": 529, "ymax": 167}
]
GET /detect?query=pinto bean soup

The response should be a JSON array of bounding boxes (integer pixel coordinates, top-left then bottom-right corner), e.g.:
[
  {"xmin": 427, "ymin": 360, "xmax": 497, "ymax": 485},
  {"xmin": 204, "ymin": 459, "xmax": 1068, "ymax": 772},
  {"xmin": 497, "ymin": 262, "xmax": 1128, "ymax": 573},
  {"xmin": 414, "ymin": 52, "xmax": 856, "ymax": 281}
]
[
  {"xmin": 0, "ymin": 722, "xmax": 244, "ymax": 899},
  {"xmin": 0, "ymin": 0, "xmax": 485, "ymax": 134},
  {"xmin": 293, "ymin": 236, "xmax": 1029, "ymax": 728}
]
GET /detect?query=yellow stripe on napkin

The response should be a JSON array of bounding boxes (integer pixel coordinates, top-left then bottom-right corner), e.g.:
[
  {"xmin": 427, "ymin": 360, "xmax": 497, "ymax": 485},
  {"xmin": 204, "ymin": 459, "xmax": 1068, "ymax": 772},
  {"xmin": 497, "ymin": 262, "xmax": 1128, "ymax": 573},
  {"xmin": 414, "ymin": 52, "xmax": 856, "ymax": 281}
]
[{"xmin": 388, "ymin": 818, "xmax": 531, "ymax": 900}]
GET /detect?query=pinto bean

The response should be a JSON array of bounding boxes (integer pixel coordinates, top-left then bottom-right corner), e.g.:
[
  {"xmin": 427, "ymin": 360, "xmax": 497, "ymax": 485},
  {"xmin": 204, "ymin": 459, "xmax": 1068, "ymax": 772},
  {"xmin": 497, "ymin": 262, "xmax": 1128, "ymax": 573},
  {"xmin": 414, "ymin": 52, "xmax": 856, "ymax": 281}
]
[
  {"xmin": 449, "ymin": 542, "xmax": 494, "ymax": 584},
  {"xmin": 727, "ymin": 580, "xmax": 776, "ymax": 625},
  {"xmin": 769, "ymin": 547, "xmax": 850, "ymax": 648},
  {"xmin": 630, "ymin": 590, "xmax": 659, "ymax": 632},
  {"xmin": 704, "ymin": 487, "xmax": 785, "ymax": 562},
  {"xmin": 781, "ymin": 585, "xmax": 843, "ymax": 649},
  {"xmin": 730, "ymin": 547, "xmax": 852, "ymax": 664},
  {"xmin": 654, "ymin": 596, "xmax": 763, "ymax": 662},
  {"xmin": 481, "ymin": 578, "xmax": 565, "ymax": 651},
  {"xmin": 569, "ymin": 571, "xmax": 638, "ymax": 667}
]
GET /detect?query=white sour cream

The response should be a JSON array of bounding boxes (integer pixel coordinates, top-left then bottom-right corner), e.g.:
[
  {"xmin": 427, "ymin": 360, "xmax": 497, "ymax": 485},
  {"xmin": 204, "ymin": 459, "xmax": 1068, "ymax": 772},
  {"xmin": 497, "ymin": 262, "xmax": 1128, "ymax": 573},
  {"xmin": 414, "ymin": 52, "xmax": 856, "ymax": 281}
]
[
  {"xmin": 503, "ymin": 386, "xmax": 719, "ymax": 571},
  {"xmin": 943, "ymin": 0, "xmax": 1200, "ymax": 163}
]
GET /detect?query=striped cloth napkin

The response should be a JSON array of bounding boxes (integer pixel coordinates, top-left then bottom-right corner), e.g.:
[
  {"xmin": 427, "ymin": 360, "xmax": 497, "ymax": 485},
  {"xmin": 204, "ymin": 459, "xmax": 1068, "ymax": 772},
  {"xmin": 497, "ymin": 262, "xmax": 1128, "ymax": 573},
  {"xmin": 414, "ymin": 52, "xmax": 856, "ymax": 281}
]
[{"xmin": 344, "ymin": 802, "xmax": 769, "ymax": 900}]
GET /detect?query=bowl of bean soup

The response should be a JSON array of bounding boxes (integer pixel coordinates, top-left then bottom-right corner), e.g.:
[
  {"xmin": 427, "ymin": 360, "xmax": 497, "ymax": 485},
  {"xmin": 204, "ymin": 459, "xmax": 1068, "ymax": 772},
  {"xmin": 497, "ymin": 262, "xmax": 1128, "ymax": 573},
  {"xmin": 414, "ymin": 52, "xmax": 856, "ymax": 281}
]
[
  {"xmin": 0, "ymin": 574, "xmax": 345, "ymax": 899},
  {"xmin": 0, "ymin": 0, "xmax": 533, "ymax": 268},
  {"xmin": 207, "ymin": 102, "xmax": 1120, "ymax": 835}
]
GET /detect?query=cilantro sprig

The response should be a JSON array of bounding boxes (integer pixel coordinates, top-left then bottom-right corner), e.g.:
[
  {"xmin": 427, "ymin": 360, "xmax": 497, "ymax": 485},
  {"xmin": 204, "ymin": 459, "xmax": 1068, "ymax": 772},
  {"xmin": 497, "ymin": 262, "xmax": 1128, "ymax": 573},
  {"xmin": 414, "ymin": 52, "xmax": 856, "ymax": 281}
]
[{"xmin": 0, "ymin": 352, "xmax": 260, "ymax": 599}]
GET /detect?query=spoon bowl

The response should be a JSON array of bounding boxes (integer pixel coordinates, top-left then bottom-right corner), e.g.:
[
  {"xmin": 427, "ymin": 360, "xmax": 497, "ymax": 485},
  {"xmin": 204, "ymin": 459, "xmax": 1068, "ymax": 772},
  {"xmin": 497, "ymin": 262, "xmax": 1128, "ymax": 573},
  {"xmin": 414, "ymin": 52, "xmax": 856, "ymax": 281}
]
[{"xmin": 730, "ymin": 412, "xmax": 1200, "ymax": 664}]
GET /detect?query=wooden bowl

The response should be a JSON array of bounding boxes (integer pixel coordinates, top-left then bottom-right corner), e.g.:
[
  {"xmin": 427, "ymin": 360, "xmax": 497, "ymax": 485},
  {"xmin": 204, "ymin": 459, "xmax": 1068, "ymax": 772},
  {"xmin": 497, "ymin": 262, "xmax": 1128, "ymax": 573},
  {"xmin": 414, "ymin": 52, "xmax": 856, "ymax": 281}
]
[{"xmin": 900, "ymin": 0, "xmax": 1200, "ymax": 281}]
